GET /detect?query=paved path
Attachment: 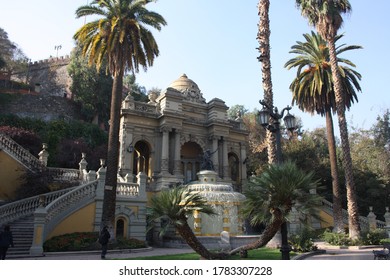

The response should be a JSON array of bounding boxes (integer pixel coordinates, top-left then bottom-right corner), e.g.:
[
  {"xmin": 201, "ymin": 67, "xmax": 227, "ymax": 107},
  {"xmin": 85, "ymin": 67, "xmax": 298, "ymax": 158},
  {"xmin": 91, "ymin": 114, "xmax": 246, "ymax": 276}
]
[
  {"xmin": 8, "ymin": 247, "xmax": 195, "ymax": 260},
  {"xmin": 8, "ymin": 244, "xmax": 381, "ymax": 260}
]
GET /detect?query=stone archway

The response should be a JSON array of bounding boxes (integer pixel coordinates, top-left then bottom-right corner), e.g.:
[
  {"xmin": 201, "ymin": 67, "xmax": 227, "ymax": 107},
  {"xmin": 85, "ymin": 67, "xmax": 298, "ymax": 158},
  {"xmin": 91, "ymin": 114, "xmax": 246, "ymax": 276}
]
[
  {"xmin": 133, "ymin": 140, "xmax": 151, "ymax": 177},
  {"xmin": 181, "ymin": 141, "xmax": 203, "ymax": 183}
]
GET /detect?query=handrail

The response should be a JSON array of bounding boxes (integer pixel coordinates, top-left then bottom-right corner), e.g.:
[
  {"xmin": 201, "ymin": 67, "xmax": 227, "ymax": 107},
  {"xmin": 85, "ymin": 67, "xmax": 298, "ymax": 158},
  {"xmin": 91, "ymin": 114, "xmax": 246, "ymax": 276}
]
[
  {"xmin": 0, "ymin": 188, "xmax": 74, "ymax": 226},
  {"xmin": 321, "ymin": 198, "xmax": 386, "ymax": 229},
  {"xmin": 0, "ymin": 134, "xmax": 45, "ymax": 172},
  {"xmin": 44, "ymin": 180, "xmax": 98, "ymax": 237},
  {"xmin": 45, "ymin": 180, "xmax": 98, "ymax": 222}
]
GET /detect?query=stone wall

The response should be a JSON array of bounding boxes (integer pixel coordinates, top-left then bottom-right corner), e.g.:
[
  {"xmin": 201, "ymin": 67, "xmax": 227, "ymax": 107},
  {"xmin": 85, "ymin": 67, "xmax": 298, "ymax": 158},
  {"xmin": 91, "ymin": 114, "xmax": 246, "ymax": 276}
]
[
  {"xmin": 0, "ymin": 93, "xmax": 82, "ymax": 122},
  {"xmin": 12, "ymin": 56, "xmax": 72, "ymax": 98}
]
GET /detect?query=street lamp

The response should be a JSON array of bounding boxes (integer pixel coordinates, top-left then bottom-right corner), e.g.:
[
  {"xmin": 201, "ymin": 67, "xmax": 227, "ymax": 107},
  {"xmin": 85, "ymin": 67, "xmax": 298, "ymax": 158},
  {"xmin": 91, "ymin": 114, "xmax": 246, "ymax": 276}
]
[
  {"xmin": 257, "ymin": 99, "xmax": 296, "ymax": 164},
  {"xmin": 257, "ymin": 99, "xmax": 297, "ymax": 260}
]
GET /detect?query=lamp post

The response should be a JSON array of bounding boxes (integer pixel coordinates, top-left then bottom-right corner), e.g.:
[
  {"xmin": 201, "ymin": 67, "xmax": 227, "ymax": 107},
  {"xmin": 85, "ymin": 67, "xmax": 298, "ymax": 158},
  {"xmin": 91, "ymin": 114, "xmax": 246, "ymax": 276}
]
[{"xmin": 257, "ymin": 99, "xmax": 297, "ymax": 260}]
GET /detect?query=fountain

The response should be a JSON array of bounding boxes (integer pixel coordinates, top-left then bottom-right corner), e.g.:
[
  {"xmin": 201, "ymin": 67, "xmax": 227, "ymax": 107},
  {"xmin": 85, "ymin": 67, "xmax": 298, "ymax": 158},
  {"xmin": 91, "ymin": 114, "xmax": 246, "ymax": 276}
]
[{"xmin": 186, "ymin": 170, "xmax": 246, "ymax": 236}]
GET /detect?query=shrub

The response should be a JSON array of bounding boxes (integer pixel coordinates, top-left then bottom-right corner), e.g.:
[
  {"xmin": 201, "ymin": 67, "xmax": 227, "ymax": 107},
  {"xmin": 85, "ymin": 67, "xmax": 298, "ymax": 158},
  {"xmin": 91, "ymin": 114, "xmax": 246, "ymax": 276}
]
[
  {"xmin": 43, "ymin": 232, "xmax": 146, "ymax": 252},
  {"xmin": 361, "ymin": 229, "xmax": 388, "ymax": 245},
  {"xmin": 321, "ymin": 229, "xmax": 351, "ymax": 246},
  {"xmin": 289, "ymin": 227, "xmax": 317, "ymax": 252}
]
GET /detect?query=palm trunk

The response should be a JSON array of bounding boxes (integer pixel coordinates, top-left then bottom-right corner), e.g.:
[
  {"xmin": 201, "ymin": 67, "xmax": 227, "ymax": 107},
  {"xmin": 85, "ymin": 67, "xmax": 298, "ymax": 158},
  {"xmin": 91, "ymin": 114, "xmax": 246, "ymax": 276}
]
[
  {"xmin": 176, "ymin": 221, "xmax": 224, "ymax": 260},
  {"xmin": 327, "ymin": 38, "xmax": 360, "ymax": 239},
  {"xmin": 229, "ymin": 208, "xmax": 283, "ymax": 255},
  {"xmin": 257, "ymin": 0, "xmax": 276, "ymax": 164},
  {"xmin": 325, "ymin": 111, "xmax": 344, "ymax": 233},
  {"xmin": 101, "ymin": 69, "xmax": 124, "ymax": 232}
]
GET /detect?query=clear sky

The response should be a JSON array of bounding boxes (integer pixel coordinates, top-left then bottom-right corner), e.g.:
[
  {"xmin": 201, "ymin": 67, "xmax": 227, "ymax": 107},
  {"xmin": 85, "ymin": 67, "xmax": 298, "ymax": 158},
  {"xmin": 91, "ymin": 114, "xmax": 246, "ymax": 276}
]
[{"xmin": 1, "ymin": 0, "xmax": 389, "ymax": 134}]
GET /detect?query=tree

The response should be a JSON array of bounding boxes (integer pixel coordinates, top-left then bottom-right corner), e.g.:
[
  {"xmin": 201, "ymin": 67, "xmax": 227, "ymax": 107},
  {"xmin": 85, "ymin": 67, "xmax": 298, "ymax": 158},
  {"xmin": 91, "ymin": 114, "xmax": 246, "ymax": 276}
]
[
  {"xmin": 0, "ymin": 27, "xmax": 29, "ymax": 76},
  {"xmin": 227, "ymin": 105, "xmax": 248, "ymax": 120},
  {"xmin": 285, "ymin": 31, "xmax": 362, "ymax": 232},
  {"xmin": 295, "ymin": 0, "xmax": 361, "ymax": 239},
  {"xmin": 148, "ymin": 186, "xmax": 224, "ymax": 259},
  {"xmin": 74, "ymin": 0, "xmax": 167, "ymax": 231},
  {"xmin": 230, "ymin": 161, "xmax": 322, "ymax": 257},
  {"xmin": 68, "ymin": 44, "xmax": 113, "ymax": 125},
  {"xmin": 257, "ymin": 0, "xmax": 277, "ymax": 164}
]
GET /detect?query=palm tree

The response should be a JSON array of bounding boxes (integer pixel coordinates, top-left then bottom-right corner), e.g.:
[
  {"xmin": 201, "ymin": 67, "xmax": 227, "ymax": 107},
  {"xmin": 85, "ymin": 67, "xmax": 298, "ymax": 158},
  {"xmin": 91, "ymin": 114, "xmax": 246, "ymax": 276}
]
[
  {"xmin": 74, "ymin": 0, "xmax": 167, "ymax": 231},
  {"xmin": 257, "ymin": 0, "xmax": 277, "ymax": 164},
  {"xmin": 230, "ymin": 161, "xmax": 322, "ymax": 258},
  {"xmin": 295, "ymin": 0, "xmax": 361, "ymax": 239},
  {"xmin": 285, "ymin": 31, "xmax": 362, "ymax": 233},
  {"xmin": 148, "ymin": 187, "xmax": 225, "ymax": 260}
]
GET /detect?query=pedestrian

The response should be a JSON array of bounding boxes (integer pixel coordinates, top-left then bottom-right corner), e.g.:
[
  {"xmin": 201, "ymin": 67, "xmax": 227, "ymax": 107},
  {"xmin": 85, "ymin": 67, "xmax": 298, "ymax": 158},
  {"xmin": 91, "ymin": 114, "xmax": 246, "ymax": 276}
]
[
  {"xmin": 98, "ymin": 226, "xmax": 110, "ymax": 259},
  {"xmin": 0, "ymin": 225, "xmax": 14, "ymax": 260}
]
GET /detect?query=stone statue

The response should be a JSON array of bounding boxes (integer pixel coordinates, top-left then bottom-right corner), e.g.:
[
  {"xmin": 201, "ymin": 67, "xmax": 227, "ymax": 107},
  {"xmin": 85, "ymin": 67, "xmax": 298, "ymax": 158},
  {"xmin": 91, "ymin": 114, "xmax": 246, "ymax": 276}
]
[{"xmin": 201, "ymin": 149, "xmax": 217, "ymax": 171}]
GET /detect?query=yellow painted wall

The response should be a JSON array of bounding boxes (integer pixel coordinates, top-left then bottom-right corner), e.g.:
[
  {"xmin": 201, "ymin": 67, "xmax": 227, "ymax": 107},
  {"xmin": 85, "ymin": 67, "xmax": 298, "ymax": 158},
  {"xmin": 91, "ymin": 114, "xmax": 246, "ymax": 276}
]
[
  {"xmin": 0, "ymin": 151, "xmax": 26, "ymax": 201},
  {"xmin": 319, "ymin": 209, "xmax": 335, "ymax": 228},
  {"xmin": 47, "ymin": 202, "xmax": 97, "ymax": 240}
]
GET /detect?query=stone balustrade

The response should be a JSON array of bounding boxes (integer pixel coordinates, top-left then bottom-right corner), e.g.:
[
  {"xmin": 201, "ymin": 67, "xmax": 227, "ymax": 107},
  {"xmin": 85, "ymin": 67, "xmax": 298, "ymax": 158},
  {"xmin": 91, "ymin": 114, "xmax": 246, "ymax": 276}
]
[
  {"xmin": 116, "ymin": 182, "xmax": 139, "ymax": 197},
  {"xmin": 0, "ymin": 188, "xmax": 73, "ymax": 226},
  {"xmin": 0, "ymin": 134, "xmax": 45, "ymax": 171}
]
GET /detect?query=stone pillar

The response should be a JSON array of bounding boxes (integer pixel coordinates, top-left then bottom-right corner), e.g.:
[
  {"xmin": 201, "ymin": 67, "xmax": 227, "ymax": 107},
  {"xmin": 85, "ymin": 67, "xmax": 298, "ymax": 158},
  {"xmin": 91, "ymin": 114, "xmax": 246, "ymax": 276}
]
[
  {"xmin": 222, "ymin": 138, "xmax": 229, "ymax": 180},
  {"xmin": 173, "ymin": 130, "xmax": 182, "ymax": 176},
  {"xmin": 384, "ymin": 207, "xmax": 390, "ymax": 238},
  {"xmin": 160, "ymin": 126, "xmax": 171, "ymax": 174},
  {"xmin": 94, "ymin": 160, "xmax": 106, "ymax": 231},
  {"xmin": 29, "ymin": 202, "xmax": 47, "ymax": 256},
  {"xmin": 240, "ymin": 142, "xmax": 247, "ymax": 182},
  {"xmin": 119, "ymin": 126, "xmax": 134, "ymax": 176},
  {"xmin": 38, "ymin": 143, "xmax": 49, "ymax": 166},
  {"xmin": 137, "ymin": 172, "xmax": 147, "ymax": 200},
  {"xmin": 211, "ymin": 136, "xmax": 219, "ymax": 173},
  {"xmin": 367, "ymin": 206, "xmax": 377, "ymax": 230}
]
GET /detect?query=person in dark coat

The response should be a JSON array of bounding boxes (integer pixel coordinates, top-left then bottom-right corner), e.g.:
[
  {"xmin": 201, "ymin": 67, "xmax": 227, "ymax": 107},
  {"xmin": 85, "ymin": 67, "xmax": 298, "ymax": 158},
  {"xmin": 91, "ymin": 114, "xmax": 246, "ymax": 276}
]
[
  {"xmin": 99, "ymin": 226, "xmax": 110, "ymax": 259},
  {"xmin": 0, "ymin": 225, "xmax": 14, "ymax": 260}
]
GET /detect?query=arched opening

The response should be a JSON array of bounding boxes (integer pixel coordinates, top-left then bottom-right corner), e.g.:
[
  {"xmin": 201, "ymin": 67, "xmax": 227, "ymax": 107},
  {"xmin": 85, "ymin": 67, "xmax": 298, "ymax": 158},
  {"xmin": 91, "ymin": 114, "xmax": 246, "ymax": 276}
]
[
  {"xmin": 116, "ymin": 218, "xmax": 125, "ymax": 238},
  {"xmin": 133, "ymin": 140, "xmax": 151, "ymax": 177},
  {"xmin": 181, "ymin": 141, "xmax": 202, "ymax": 183}
]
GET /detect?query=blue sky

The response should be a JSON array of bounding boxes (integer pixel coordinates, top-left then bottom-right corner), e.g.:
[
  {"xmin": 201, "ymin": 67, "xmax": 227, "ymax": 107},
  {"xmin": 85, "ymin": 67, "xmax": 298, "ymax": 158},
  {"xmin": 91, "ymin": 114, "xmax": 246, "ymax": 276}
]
[{"xmin": 1, "ymin": 0, "xmax": 389, "ymax": 134}]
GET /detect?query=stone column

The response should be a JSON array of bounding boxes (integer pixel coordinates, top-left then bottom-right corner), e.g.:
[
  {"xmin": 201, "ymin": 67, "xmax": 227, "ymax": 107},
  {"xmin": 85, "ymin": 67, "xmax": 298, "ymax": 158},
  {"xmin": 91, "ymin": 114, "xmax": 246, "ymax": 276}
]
[
  {"xmin": 211, "ymin": 136, "xmax": 219, "ymax": 173},
  {"xmin": 222, "ymin": 138, "xmax": 229, "ymax": 180},
  {"xmin": 384, "ymin": 207, "xmax": 390, "ymax": 238},
  {"xmin": 29, "ymin": 199, "xmax": 47, "ymax": 256},
  {"xmin": 173, "ymin": 129, "xmax": 182, "ymax": 176},
  {"xmin": 240, "ymin": 142, "xmax": 247, "ymax": 182},
  {"xmin": 160, "ymin": 126, "xmax": 171, "ymax": 174},
  {"xmin": 137, "ymin": 172, "xmax": 147, "ymax": 200},
  {"xmin": 94, "ymin": 161, "xmax": 106, "ymax": 231}
]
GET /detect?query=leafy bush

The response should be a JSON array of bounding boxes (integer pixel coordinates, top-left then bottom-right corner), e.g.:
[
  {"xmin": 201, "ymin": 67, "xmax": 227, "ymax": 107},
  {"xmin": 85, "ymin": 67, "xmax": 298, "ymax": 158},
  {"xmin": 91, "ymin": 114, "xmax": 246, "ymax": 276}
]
[
  {"xmin": 289, "ymin": 227, "xmax": 317, "ymax": 252},
  {"xmin": 43, "ymin": 232, "xmax": 146, "ymax": 252},
  {"xmin": 361, "ymin": 229, "xmax": 388, "ymax": 245},
  {"xmin": 321, "ymin": 229, "xmax": 351, "ymax": 246}
]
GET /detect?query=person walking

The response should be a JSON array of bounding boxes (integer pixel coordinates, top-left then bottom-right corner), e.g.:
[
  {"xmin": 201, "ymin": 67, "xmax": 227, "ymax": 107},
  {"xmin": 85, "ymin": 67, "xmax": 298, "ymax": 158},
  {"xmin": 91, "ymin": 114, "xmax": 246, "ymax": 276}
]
[
  {"xmin": 0, "ymin": 225, "xmax": 14, "ymax": 260},
  {"xmin": 98, "ymin": 226, "xmax": 110, "ymax": 259}
]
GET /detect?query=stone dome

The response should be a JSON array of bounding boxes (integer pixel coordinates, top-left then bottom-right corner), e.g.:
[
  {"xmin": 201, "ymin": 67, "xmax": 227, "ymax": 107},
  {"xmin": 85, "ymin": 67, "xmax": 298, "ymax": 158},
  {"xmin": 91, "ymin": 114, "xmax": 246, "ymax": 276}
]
[
  {"xmin": 168, "ymin": 74, "xmax": 206, "ymax": 103},
  {"xmin": 169, "ymin": 73, "xmax": 200, "ymax": 92}
]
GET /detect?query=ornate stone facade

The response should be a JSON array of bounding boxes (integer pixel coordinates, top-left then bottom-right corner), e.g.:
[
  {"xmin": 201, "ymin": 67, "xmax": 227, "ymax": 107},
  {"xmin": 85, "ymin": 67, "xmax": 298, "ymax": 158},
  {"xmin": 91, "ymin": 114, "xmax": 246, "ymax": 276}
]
[{"xmin": 118, "ymin": 74, "xmax": 249, "ymax": 192}]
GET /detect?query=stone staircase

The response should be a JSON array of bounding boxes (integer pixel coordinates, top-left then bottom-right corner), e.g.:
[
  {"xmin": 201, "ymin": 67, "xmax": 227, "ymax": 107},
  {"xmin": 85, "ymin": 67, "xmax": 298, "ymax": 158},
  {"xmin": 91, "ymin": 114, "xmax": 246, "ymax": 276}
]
[{"xmin": 5, "ymin": 215, "xmax": 34, "ymax": 258}]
